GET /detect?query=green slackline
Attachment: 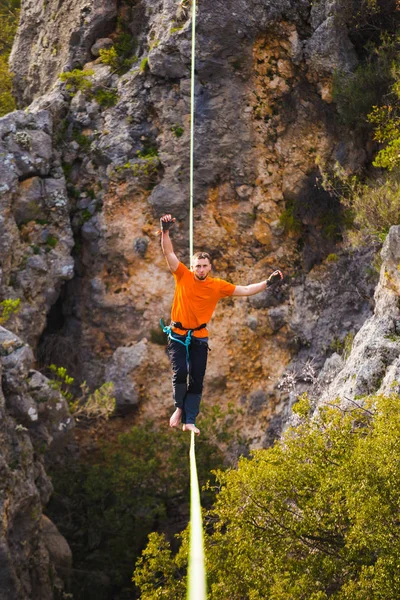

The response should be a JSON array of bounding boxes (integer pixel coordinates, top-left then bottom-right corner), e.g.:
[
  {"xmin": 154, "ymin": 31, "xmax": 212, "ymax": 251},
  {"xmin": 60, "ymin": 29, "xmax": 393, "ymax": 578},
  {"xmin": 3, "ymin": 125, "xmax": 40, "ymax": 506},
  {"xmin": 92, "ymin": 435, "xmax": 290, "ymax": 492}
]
[
  {"xmin": 189, "ymin": 0, "xmax": 196, "ymax": 261},
  {"xmin": 187, "ymin": 1, "xmax": 207, "ymax": 598},
  {"xmin": 187, "ymin": 430, "xmax": 207, "ymax": 600}
]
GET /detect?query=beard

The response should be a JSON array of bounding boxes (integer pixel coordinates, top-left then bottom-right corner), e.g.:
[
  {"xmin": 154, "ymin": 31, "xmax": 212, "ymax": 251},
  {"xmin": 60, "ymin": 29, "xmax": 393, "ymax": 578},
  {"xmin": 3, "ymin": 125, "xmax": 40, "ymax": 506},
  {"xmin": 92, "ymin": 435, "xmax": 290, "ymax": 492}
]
[{"xmin": 195, "ymin": 274, "xmax": 208, "ymax": 281}]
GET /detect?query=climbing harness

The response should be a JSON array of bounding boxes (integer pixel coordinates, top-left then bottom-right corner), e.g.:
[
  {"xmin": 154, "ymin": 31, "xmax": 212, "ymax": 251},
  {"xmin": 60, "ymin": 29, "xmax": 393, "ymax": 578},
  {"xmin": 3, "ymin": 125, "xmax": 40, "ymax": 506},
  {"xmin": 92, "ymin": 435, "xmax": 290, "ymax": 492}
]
[{"xmin": 160, "ymin": 318, "xmax": 206, "ymax": 361}]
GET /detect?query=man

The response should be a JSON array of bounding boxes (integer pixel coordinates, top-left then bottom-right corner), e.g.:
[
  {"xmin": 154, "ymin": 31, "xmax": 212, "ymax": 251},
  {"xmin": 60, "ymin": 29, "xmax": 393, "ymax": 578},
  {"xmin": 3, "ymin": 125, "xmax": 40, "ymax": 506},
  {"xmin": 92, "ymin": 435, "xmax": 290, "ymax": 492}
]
[{"xmin": 160, "ymin": 213, "xmax": 283, "ymax": 435}]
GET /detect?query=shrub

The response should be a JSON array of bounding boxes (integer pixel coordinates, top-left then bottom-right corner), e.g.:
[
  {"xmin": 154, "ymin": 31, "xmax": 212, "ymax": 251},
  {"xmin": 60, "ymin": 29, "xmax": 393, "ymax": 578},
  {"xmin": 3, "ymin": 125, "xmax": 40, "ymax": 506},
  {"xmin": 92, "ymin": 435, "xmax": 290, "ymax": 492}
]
[
  {"xmin": 47, "ymin": 405, "xmax": 241, "ymax": 600},
  {"xmin": 59, "ymin": 68, "xmax": 94, "ymax": 95},
  {"xmin": 0, "ymin": 55, "xmax": 16, "ymax": 115},
  {"xmin": 0, "ymin": 297, "xmax": 20, "ymax": 324},
  {"xmin": 93, "ymin": 87, "xmax": 118, "ymax": 107},
  {"xmin": 320, "ymin": 165, "xmax": 400, "ymax": 243},
  {"xmin": 171, "ymin": 124, "xmax": 184, "ymax": 137},
  {"xmin": 0, "ymin": 0, "xmax": 20, "ymax": 116},
  {"xmin": 333, "ymin": 33, "xmax": 399, "ymax": 129},
  {"xmin": 99, "ymin": 45, "xmax": 137, "ymax": 75},
  {"xmin": 49, "ymin": 364, "xmax": 116, "ymax": 421},
  {"xmin": 72, "ymin": 129, "xmax": 91, "ymax": 150},
  {"xmin": 140, "ymin": 56, "xmax": 149, "ymax": 72},
  {"xmin": 69, "ymin": 381, "xmax": 116, "ymax": 420},
  {"xmin": 279, "ymin": 199, "xmax": 303, "ymax": 234},
  {"xmin": 135, "ymin": 393, "xmax": 400, "ymax": 600}
]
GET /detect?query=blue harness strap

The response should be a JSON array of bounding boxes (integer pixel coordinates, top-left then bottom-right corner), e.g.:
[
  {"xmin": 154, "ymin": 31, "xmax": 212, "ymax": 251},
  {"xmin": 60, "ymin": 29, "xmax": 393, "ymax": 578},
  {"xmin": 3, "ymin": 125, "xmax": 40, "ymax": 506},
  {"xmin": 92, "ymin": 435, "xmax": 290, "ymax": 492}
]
[{"xmin": 160, "ymin": 318, "xmax": 193, "ymax": 361}]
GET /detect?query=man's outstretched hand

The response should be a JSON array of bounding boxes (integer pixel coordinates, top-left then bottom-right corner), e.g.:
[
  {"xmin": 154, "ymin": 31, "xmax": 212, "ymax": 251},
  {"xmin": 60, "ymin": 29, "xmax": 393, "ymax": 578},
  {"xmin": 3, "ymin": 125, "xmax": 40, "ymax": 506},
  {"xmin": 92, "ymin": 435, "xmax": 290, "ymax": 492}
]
[
  {"xmin": 266, "ymin": 269, "xmax": 283, "ymax": 287},
  {"xmin": 160, "ymin": 214, "xmax": 176, "ymax": 232}
]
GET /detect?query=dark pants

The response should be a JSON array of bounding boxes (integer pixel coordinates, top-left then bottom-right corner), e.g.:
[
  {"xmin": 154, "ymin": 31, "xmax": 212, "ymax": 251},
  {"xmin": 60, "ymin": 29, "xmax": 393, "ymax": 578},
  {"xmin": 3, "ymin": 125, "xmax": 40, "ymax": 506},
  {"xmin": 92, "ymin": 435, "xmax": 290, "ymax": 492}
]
[{"xmin": 167, "ymin": 336, "xmax": 209, "ymax": 425}]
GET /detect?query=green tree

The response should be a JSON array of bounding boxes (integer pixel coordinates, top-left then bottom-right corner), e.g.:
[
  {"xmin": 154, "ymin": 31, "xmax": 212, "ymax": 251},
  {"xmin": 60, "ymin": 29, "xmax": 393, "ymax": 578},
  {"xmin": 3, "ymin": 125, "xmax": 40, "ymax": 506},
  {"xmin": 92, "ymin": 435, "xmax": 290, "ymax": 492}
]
[
  {"xmin": 47, "ymin": 406, "xmax": 241, "ymax": 599},
  {"xmin": 0, "ymin": 0, "xmax": 20, "ymax": 115},
  {"xmin": 135, "ymin": 393, "xmax": 400, "ymax": 599}
]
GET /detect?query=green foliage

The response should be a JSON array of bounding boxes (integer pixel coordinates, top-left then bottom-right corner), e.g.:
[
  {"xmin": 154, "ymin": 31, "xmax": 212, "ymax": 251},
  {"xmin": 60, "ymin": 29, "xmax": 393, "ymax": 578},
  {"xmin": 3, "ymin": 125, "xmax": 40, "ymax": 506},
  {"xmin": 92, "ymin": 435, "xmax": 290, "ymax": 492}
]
[
  {"xmin": 99, "ymin": 43, "xmax": 137, "ymax": 75},
  {"xmin": 47, "ymin": 405, "xmax": 240, "ymax": 600},
  {"xmin": 0, "ymin": 297, "xmax": 20, "ymax": 324},
  {"xmin": 72, "ymin": 129, "xmax": 91, "ymax": 151},
  {"xmin": 62, "ymin": 162, "xmax": 72, "ymax": 181},
  {"xmin": 69, "ymin": 381, "xmax": 116, "ymax": 420},
  {"xmin": 98, "ymin": 46, "xmax": 120, "ymax": 69},
  {"xmin": 171, "ymin": 124, "xmax": 184, "ymax": 137},
  {"xmin": 49, "ymin": 364, "xmax": 74, "ymax": 402},
  {"xmin": 326, "ymin": 253, "xmax": 339, "ymax": 263},
  {"xmin": 330, "ymin": 331, "xmax": 355, "ymax": 360},
  {"xmin": 279, "ymin": 198, "xmax": 303, "ymax": 235},
  {"xmin": 333, "ymin": 33, "xmax": 399, "ymax": 129},
  {"xmin": 49, "ymin": 363, "xmax": 115, "ymax": 420},
  {"xmin": 140, "ymin": 56, "xmax": 149, "ymax": 72},
  {"xmin": 0, "ymin": 55, "xmax": 16, "ymax": 115},
  {"xmin": 320, "ymin": 165, "xmax": 400, "ymax": 242},
  {"xmin": 0, "ymin": 0, "xmax": 20, "ymax": 116},
  {"xmin": 134, "ymin": 531, "xmax": 188, "ymax": 599},
  {"xmin": 136, "ymin": 394, "xmax": 400, "ymax": 600},
  {"xmin": 45, "ymin": 233, "xmax": 58, "ymax": 249},
  {"xmin": 369, "ymin": 86, "xmax": 400, "ymax": 170},
  {"xmin": 115, "ymin": 147, "xmax": 161, "ymax": 188},
  {"xmin": 93, "ymin": 87, "xmax": 118, "ymax": 108},
  {"xmin": 170, "ymin": 25, "xmax": 183, "ymax": 34},
  {"xmin": 59, "ymin": 68, "xmax": 94, "ymax": 95}
]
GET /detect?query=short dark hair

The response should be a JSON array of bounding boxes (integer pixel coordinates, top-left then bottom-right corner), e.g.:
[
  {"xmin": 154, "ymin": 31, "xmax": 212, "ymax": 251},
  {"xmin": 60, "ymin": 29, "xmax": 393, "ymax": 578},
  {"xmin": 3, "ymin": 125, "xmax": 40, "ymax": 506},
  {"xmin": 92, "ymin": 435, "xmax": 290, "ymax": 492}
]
[{"xmin": 192, "ymin": 251, "xmax": 212, "ymax": 265}]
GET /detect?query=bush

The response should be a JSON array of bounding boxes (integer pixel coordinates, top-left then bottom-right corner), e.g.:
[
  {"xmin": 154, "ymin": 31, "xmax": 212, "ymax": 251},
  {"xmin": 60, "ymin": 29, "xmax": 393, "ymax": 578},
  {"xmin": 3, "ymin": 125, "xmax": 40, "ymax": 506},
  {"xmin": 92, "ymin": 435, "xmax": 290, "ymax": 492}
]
[
  {"xmin": 320, "ymin": 165, "xmax": 400, "ymax": 243},
  {"xmin": 333, "ymin": 33, "xmax": 399, "ymax": 129},
  {"xmin": 93, "ymin": 87, "xmax": 118, "ymax": 108},
  {"xmin": 135, "ymin": 393, "xmax": 400, "ymax": 600},
  {"xmin": 99, "ymin": 45, "xmax": 137, "ymax": 75},
  {"xmin": 47, "ymin": 405, "xmax": 242, "ymax": 599},
  {"xmin": 59, "ymin": 68, "xmax": 94, "ymax": 95},
  {"xmin": 140, "ymin": 56, "xmax": 149, "ymax": 72},
  {"xmin": 0, "ymin": 0, "xmax": 20, "ymax": 116},
  {"xmin": 0, "ymin": 297, "xmax": 20, "ymax": 324},
  {"xmin": 48, "ymin": 364, "xmax": 116, "ymax": 421},
  {"xmin": 0, "ymin": 55, "xmax": 16, "ymax": 115}
]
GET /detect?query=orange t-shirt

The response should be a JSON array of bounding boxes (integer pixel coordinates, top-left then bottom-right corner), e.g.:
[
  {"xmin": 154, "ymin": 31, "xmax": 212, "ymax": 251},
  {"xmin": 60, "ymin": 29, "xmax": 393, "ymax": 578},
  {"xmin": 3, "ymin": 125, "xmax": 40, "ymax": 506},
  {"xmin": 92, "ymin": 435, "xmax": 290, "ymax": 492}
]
[{"xmin": 171, "ymin": 262, "xmax": 236, "ymax": 338}]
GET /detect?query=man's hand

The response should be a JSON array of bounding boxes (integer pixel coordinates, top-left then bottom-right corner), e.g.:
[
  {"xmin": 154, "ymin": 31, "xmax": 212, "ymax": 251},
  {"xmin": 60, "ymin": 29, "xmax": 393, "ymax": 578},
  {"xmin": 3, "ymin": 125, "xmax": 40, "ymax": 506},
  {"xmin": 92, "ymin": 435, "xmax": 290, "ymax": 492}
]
[
  {"xmin": 160, "ymin": 214, "xmax": 176, "ymax": 233},
  {"xmin": 266, "ymin": 269, "xmax": 283, "ymax": 287},
  {"xmin": 160, "ymin": 214, "xmax": 179, "ymax": 273}
]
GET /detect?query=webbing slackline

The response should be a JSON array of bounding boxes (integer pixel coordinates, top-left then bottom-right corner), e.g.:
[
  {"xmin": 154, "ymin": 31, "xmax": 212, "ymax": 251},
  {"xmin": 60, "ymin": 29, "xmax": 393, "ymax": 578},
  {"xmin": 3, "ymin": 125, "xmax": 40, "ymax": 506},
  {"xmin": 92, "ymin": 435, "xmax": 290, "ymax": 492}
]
[
  {"xmin": 188, "ymin": 431, "xmax": 206, "ymax": 600},
  {"xmin": 187, "ymin": 0, "xmax": 207, "ymax": 599},
  {"xmin": 189, "ymin": 0, "xmax": 196, "ymax": 261}
]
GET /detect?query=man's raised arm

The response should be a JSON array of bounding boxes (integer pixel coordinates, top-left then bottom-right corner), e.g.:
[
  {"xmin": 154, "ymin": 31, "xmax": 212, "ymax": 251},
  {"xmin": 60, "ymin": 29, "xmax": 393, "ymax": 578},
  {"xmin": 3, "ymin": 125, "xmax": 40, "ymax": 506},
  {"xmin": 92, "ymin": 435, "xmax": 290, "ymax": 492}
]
[
  {"xmin": 232, "ymin": 270, "xmax": 283, "ymax": 296},
  {"xmin": 160, "ymin": 214, "xmax": 179, "ymax": 273}
]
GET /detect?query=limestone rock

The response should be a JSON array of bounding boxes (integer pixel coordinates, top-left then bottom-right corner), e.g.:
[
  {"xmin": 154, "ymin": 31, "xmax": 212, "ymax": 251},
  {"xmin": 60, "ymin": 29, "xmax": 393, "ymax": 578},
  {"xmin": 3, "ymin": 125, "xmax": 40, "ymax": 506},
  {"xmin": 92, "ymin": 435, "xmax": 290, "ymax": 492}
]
[
  {"xmin": 304, "ymin": 15, "xmax": 358, "ymax": 75},
  {"xmin": 10, "ymin": 0, "xmax": 118, "ymax": 106},
  {"xmin": 105, "ymin": 340, "xmax": 148, "ymax": 408},
  {"xmin": 40, "ymin": 515, "xmax": 72, "ymax": 574},
  {"xmin": 0, "ymin": 326, "xmax": 73, "ymax": 599},
  {"xmin": 0, "ymin": 110, "xmax": 74, "ymax": 346},
  {"xmin": 315, "ymin": 227, "xmax": 400, "ymax": 406},
  {"xmin": 91, "ymin": 37, "xmax": 114, "ymax": 57}
]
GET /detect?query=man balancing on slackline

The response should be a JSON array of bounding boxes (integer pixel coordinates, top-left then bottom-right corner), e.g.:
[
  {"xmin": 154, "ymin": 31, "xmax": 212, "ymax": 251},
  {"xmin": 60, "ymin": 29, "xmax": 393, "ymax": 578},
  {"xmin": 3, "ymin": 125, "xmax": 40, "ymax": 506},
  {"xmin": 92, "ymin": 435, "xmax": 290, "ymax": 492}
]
[{"xmin": 160, "ymin": 213, "xmax": 283, "ymax": 435}]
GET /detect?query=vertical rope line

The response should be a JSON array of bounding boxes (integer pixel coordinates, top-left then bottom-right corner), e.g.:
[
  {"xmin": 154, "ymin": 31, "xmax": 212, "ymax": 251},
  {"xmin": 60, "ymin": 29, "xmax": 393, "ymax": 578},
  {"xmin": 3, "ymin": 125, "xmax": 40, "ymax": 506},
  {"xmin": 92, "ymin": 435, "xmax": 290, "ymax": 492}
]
[
  {"xmin": 189, "ymin": 0, "xmax": 196, "ymax": 261},
  {"xmin": 187, "ymin": 430, "xmax": 207, "ymax": 600},
  {"xmin": 187, "ymin": 3, "xmax": 206, "ymax": 597}
]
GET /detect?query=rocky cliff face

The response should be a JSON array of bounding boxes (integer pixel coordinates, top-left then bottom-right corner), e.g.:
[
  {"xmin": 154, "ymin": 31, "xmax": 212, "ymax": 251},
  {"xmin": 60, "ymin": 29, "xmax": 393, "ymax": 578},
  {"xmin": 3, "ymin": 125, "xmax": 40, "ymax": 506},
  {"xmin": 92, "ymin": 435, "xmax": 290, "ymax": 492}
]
[
  {"xmin": 5, "ymin": 0, "xmax": 374, "ymax": 441},
  {"xmin": 315, "ymin": 226, "xmax": 400, "ymax": 406},
  {"xmin": 0, "ymin": 326, "xmax": 73, "ymax": 600},
  {"xmin": 0, "ymin": 0, "xmax": 385, "ymax": 594}
]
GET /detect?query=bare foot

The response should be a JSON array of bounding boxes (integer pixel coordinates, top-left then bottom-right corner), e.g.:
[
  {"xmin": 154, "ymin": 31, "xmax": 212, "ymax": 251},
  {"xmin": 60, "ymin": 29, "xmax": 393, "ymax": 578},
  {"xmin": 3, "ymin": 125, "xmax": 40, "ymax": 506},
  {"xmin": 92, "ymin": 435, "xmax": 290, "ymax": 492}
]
[
  {"xmin": 169, "ymin": 408, "xmax": 183, "ymax": 428},
  {"xmin": 182, "ymin": 423, "xmax": 200, "ymax": 435}
]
